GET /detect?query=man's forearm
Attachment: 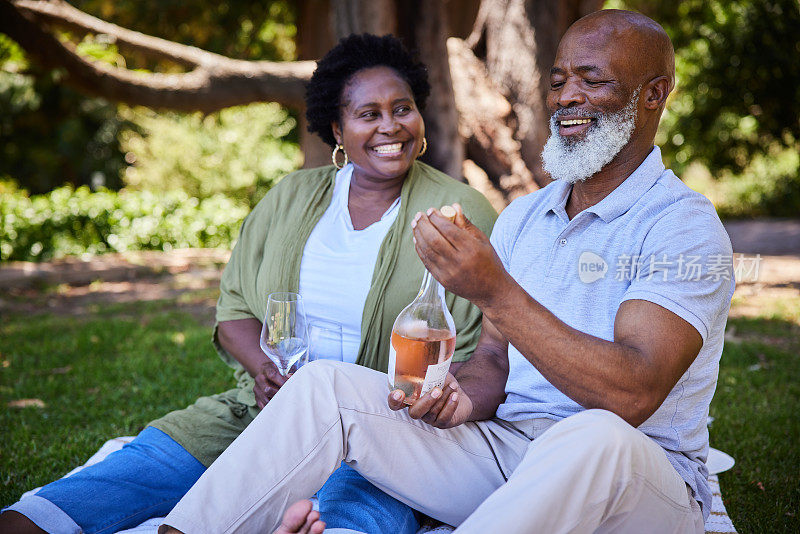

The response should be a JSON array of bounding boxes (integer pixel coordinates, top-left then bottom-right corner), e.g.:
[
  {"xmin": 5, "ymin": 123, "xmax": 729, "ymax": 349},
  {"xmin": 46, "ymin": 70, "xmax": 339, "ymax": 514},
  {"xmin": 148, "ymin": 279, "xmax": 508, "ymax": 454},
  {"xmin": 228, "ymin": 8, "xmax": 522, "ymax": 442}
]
[
  {"xmin": 217, "ymin": 318, "xmax": 269, "ymax": 378},
  {"xmin": 453, "ymin": 348, "xmax": 509, "ymax": 421}
]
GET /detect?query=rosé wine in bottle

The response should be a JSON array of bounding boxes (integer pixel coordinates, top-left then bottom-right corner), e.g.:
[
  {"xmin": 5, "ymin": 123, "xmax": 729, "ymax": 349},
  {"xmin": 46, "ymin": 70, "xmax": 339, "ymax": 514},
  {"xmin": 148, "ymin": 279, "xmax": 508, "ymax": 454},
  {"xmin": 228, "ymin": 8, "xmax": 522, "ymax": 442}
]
[{"xmin": 388, "ymin": 206, "xmax": 458, "ymax": 405}]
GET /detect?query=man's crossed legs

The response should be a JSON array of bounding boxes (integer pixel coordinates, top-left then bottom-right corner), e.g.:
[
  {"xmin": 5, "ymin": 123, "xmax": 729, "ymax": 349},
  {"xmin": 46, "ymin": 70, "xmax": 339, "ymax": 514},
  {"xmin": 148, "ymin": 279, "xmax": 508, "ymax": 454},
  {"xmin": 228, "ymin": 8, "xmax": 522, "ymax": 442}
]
[{"xmin": 161, "ymin": 361, "xmax": 704, "ymax": 534}]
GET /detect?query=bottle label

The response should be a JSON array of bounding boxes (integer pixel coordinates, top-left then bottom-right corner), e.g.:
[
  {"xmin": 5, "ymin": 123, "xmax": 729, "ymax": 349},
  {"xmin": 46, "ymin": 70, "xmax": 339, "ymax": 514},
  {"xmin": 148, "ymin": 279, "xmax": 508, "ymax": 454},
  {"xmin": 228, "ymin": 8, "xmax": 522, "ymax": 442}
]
[
  {"xmin": 420, "ymin": 356, "xmax": 452, "ymax": 396},
  {"xmin": 387, "ymin": 341, "xmax": 396, "ymax": 387}
]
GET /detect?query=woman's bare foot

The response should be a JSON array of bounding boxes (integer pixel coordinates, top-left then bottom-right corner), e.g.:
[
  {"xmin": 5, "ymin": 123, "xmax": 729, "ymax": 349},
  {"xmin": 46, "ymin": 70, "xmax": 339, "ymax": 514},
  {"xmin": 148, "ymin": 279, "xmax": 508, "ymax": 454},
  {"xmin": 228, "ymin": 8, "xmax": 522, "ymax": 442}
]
[
  {"xmin": 0, "ymin": 511, "xmax": 47, "ymax": 534},
  {"xmin": 274, "ymin": 500, "xmax": 325, "ymax": 534}
]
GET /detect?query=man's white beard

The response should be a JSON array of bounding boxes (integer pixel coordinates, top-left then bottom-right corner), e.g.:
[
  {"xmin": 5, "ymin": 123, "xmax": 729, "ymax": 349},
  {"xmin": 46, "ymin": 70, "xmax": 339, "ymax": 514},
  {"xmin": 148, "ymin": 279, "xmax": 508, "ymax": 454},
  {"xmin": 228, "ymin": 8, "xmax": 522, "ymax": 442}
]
[{"xmin": 541, "ymin": 88, "xmax": 640, "ymax": 184}]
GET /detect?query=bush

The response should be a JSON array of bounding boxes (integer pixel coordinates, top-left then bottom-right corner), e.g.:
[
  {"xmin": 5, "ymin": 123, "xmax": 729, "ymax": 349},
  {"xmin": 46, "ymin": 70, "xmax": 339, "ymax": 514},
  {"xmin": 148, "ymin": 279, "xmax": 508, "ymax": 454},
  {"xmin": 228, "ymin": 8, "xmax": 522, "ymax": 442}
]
[
  {"xmin": 0, "ymin": 186, "xmax": 249, "ymax": 262},
  {"xmin": 683, "ymin": 145, "xmax": 800, "ymax": 219},
  {"xmin": 120, "ymin": 103, "xmax": 301, "ymax": 208}
]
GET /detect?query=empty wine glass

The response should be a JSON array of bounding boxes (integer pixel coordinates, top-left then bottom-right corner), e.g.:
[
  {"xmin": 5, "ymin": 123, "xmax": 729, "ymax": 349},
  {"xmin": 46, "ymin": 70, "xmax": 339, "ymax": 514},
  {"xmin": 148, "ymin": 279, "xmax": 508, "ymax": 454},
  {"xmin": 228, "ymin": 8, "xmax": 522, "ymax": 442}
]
[
  {"xmin": 307, "ymin": 320, "xmax": 343, "ymax": 363},
  {"xmin": 259, "ymin": 292, "xmax": 308, "ymax": 376}
]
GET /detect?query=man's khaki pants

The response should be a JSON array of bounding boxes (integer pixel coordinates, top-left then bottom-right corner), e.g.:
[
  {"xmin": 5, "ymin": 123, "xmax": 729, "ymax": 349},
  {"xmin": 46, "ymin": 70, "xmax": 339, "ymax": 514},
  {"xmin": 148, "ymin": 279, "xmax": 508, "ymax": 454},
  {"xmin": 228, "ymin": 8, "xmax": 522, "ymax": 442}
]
[{"xmin": 162, "ymin": 361, "xmax": 705, "ymax": 534}]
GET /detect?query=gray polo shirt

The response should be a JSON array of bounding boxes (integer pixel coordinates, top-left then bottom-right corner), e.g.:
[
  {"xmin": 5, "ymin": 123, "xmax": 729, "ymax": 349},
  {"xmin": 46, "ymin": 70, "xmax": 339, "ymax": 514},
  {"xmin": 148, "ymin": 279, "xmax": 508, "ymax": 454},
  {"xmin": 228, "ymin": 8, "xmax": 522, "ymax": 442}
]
[{"xmin": 491, "ymin": 146, "xmax": 734, "ymax": 518}]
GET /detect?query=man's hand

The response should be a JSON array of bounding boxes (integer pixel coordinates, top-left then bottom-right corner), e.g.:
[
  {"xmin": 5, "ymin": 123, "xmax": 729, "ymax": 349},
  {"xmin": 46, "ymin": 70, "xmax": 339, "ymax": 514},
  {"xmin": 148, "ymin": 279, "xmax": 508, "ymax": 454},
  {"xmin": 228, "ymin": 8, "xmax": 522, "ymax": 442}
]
[
  {"xmin": 387, "ymin": 374, "xmax": 474, "ymax": 429},
  {"xmin": 254, "ymin": 360, "xmax": 288, "ymax": 409},
  {"xmin": 412, "ymin": 204, "xmax": 511, "ymax": 307}
]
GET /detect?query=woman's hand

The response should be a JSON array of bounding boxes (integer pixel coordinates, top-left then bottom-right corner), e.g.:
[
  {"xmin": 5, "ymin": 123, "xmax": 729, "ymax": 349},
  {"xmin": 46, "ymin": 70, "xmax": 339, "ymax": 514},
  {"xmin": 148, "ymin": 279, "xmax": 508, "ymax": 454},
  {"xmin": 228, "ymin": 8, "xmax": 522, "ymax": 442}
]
[
  {"xmin": 254, "ymin": 360, "xmax": 288, "ymax": 409},
  {"xmin": 387, "ymin": 373, "xmax": 474, "ymax": 429}
]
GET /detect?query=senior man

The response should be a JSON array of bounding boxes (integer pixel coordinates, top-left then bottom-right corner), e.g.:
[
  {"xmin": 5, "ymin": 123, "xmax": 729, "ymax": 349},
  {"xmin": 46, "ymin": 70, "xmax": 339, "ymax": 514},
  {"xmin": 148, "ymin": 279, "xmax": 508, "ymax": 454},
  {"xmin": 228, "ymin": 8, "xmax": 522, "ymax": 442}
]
[{"xmin": 162, "ymin": 9, "xmax": 733, "ymax": 534}]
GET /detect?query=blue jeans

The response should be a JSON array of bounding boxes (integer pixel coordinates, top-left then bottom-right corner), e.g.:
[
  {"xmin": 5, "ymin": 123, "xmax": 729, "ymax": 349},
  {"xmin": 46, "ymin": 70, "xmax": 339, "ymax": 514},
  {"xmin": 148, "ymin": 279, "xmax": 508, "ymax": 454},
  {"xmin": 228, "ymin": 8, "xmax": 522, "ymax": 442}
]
[
  {"xmin": 4, "ymin": 427, "xmax": 418, "ymax": 534},
  {"xmin": 318, "ymin": 462, "xmax": 419, "ymax": 534}
]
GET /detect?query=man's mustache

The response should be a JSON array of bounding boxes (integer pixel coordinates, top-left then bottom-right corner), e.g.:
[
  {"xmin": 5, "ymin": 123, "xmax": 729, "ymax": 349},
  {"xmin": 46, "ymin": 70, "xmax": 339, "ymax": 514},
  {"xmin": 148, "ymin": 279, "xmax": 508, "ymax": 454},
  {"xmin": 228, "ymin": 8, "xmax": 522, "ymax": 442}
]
[{"xmin": 551, "ymin": 108, "xmax": 601, "ymax": 121}]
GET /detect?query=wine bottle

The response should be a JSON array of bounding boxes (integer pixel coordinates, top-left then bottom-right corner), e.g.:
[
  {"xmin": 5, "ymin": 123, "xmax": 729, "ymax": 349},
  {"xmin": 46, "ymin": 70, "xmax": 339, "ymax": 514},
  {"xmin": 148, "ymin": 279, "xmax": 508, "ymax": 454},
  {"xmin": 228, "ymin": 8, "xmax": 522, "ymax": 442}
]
[{"xmin": 388, "ymin": 206, "xmax": 458, "ymax": 405}]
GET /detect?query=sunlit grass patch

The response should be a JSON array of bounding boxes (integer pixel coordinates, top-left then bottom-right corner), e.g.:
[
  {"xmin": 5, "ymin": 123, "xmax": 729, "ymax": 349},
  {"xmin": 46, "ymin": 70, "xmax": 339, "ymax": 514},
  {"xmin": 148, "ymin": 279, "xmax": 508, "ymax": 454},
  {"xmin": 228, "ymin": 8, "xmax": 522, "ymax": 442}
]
[{"xmin": 0, "ymin": 299, "xmax": 231, "ymax": 504}]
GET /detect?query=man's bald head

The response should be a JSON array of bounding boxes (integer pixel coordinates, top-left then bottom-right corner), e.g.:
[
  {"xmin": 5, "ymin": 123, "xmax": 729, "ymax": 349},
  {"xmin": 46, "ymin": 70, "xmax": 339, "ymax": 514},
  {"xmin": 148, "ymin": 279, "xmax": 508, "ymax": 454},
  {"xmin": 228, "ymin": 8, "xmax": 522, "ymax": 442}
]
[{"xmin": 566, "ymin": 9, "xmax": 675, "ymax": 96}]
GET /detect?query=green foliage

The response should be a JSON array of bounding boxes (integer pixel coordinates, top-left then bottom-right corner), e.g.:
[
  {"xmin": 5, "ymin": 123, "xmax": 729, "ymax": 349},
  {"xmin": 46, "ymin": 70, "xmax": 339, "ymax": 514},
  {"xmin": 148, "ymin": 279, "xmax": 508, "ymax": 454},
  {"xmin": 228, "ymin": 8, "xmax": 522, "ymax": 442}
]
[
  {"xmin": 72, "ymin": 0, "xmax": 297, "ymax": 67},
  {"xmin": 120, "ymin": 103, "xmax": 301, "ymax": 206},
  {"xmin": 610, "ymin": 0, "xmax": 800, "ymax": 175},
  {"xmin": 0, "ymin": 36, "xmax": 132, "ymax": 194},
  {"xmin": 0, "ymin": 187, "xmax": 249, "ymax": 262},
  {"xmin": 685, "ymin": 146, "xmax": 800, "ymax": 218},
  {"xmin": 0, "ymin": 1, "xmax": 298, "ymax": 194},
  {"xmin": 605, "ymin": 0, "xmax": 800, "ymax": 217},
  {"xmin": 0, "ymin": 33, "xmax": 26, "ymax": 67}
]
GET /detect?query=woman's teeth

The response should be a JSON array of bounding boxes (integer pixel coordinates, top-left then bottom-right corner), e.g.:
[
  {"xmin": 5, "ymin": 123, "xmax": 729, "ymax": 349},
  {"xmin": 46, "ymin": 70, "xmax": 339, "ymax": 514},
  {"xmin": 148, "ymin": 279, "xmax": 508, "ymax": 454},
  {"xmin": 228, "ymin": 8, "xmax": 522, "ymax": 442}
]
[{"xmin": 373, "ymin": 143, "xmax": 403, "ymax": 155}]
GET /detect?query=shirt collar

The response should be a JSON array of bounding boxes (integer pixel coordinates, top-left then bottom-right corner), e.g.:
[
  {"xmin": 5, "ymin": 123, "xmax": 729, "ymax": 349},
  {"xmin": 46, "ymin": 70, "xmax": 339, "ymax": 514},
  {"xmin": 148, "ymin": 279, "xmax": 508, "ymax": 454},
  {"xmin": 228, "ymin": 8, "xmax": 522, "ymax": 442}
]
[
  {"xmin": 545, "ymin": 181, "xmax": 572, "ymax": 222},
  {"xmin": 546, "ymin": 146, "xmax": 665, "ymax": 224}
]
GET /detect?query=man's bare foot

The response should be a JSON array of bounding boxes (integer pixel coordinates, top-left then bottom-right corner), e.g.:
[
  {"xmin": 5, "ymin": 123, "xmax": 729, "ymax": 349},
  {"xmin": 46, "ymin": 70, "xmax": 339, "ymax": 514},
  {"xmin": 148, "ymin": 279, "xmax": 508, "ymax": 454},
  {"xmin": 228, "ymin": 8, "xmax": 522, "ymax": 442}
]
[{"xmin": 274, "ymin": 500, "xmax": 325, "ymax": 534}]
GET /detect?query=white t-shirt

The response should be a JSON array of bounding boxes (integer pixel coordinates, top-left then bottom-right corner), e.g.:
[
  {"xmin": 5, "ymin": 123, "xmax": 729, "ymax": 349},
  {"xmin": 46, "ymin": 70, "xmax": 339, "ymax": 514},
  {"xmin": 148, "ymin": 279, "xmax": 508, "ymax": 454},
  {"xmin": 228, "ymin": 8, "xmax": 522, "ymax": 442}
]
[{"xmin": 298, "ymin": 164, "xmax": 401, "ymax": 363}]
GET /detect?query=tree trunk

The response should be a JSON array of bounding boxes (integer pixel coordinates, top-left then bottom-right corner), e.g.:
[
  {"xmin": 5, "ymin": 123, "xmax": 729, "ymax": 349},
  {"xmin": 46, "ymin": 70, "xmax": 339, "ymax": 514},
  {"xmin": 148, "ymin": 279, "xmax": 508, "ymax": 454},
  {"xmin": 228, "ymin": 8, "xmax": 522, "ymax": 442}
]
[
  {"xmin": 448, "ymin": 37, "xmax": 536, "ymax": 209},
  {"xmin": 397, "ymin": 1, "xmax": 463, "ymax": 179},
  {"xmin": 296, "ymin": 0, "xmax": 336, "ymax": 168},
  {"xmin": 468, "ymin": 0, "xmax": 603, "ymax": 188}
]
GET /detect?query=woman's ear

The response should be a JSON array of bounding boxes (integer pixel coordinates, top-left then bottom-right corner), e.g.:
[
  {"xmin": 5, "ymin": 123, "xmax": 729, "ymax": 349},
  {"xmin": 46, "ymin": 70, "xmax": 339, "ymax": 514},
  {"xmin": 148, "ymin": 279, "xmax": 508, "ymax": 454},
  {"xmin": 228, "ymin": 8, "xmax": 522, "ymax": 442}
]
[{"xmin": 331, "ymin": 121, "xmax": 343, "ymax": 145}]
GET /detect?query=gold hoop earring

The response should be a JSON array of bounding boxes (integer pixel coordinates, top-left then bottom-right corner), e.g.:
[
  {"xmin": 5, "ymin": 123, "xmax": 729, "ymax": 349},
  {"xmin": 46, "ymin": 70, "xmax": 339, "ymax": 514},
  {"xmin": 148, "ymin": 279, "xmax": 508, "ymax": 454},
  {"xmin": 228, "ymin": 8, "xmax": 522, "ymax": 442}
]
[
  {"xmin": 332, "ymin": 144, "xmax": 348, "ymax": 169},
  {"xmin": 417, "ymin": 137, "xmax": 427, "ymax": 158}
]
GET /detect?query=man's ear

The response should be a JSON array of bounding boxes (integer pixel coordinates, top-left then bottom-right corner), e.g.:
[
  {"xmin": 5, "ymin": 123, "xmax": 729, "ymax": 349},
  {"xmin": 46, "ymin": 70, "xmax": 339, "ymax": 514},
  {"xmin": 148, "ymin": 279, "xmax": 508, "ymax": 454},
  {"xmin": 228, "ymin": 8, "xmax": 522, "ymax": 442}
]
[
  {"xmin": 331, "ymin": 121, "xmax": 343, "ymax": 145},
  {"xmin": 643, "ymin": 75, "xmax": 671, "ymax": 110}
]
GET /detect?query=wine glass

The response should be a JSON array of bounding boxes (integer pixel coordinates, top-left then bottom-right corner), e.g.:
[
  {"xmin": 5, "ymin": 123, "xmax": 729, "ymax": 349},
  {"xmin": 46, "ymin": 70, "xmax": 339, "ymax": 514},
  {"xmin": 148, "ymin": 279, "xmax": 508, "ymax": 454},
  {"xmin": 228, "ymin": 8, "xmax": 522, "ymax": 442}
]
[
  {"xmin": 259, "ymin": 292, "xmax": 308, "ymax": 376},
  {"xmin": 307, "ymin": 320, "xmax": 343, "ymax": 363}
]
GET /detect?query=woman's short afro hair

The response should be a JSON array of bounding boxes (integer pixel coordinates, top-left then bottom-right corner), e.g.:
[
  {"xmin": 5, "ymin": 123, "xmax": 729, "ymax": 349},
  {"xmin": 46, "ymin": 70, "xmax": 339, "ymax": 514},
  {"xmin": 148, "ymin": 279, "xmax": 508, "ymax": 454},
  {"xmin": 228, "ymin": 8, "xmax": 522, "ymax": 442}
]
[{"xmin": 305, "ymin": 33, "xmax": 430, "ymax": 148}]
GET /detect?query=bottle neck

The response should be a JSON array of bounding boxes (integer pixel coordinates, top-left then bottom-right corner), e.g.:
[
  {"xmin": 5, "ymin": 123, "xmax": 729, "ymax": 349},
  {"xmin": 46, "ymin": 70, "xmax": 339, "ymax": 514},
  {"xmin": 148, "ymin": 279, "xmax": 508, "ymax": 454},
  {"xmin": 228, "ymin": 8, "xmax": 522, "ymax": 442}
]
[{"xmin": 417, "ymin": 269, "xmax": 445, "ymax": 302}]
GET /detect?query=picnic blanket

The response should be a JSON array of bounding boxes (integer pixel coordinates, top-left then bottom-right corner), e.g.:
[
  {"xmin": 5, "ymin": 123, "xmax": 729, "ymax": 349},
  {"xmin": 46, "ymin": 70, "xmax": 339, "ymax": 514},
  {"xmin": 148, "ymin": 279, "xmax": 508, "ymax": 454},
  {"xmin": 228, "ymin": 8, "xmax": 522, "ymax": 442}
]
[{"xmin": 22, "ymin": 437, "xmax": 737, "ymax": 533}]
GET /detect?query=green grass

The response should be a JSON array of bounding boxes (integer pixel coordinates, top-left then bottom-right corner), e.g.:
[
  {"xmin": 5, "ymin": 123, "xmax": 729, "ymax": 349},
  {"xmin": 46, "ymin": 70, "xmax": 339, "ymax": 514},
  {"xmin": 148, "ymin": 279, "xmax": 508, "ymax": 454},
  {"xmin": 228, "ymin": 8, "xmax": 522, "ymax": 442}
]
[
  {"xmin": 1, "ymin": 296, "xmax": 798, "ymax": 532},
  {"xmin": 0, "ymin": 297, "xmax": 231, "ymax": 505},
  {"xmin": 710, "ymin": 309, "xmax": 800, "ymax": 533}
]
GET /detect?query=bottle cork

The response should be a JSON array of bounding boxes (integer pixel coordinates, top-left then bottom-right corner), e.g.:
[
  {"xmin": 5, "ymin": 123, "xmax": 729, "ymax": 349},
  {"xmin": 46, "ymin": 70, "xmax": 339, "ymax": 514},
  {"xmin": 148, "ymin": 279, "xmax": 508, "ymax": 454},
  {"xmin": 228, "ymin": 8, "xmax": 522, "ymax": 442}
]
[{"xmin": 440, "ymin": 205, "xmax": 457, "ymax": 222}]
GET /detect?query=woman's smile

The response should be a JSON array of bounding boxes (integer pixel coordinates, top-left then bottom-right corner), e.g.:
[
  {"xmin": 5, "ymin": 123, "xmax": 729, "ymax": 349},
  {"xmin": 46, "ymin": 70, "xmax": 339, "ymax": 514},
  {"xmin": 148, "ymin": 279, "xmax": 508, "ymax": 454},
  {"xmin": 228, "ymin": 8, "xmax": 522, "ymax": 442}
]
[{"xmin": 371, "ymin": 142, "xmax": 405, "ymax": 157}]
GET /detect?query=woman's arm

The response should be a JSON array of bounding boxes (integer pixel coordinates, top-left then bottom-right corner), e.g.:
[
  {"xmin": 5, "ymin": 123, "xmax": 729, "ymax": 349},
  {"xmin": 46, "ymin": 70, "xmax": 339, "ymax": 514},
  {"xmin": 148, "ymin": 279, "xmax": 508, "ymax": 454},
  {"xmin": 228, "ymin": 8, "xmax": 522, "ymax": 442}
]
[
  {"xmin": 217, "ymin": 318, "xmax": 267, "ymax": 377},
  {"xmin": 217, "ymin": 318, "xmax": 287, "ymax": 409}
]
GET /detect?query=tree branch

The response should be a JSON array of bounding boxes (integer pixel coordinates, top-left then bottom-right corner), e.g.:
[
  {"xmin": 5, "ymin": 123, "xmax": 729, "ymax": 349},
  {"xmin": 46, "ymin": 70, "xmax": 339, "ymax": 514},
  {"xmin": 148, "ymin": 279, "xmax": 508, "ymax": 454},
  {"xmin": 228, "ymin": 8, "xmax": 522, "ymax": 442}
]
[
  {"xmin": 464, "ymin": 0, "xmax": 489, "ymax": 50},
  {"xmin": 1, "ymin": 0, "xmax": 316, "ymax": 112},
  {"xmin": 12, "ymin": 0, "xmax": 216, "ymax": 67}
]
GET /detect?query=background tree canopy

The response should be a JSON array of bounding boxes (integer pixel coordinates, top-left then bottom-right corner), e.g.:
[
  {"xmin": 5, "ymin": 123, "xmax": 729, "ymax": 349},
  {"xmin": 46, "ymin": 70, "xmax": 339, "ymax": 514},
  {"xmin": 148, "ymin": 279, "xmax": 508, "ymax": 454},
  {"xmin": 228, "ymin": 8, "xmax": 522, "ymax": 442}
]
[
  {"xmin": 0, "ymin": 0, "xmax": 798, "ymax": 262},
  {"xmin": 0, "ymin": 32, "xmax": 131, "ymax": 193},
  {"xmin": 615, "ymin": 0, "xmax": 800, "ymax": 173},
  {"xmin": 0, "ymin": 0, "xmax": 299, "ymax": 196},
  {"xmin": 612, "ymin": 0, "xmax": 800, "ymax": 216}
]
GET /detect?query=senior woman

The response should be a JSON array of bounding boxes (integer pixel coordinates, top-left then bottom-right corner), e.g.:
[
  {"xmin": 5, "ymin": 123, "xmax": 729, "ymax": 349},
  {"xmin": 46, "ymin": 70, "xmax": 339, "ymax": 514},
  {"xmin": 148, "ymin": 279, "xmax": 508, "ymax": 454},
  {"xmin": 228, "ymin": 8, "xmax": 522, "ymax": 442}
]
[{"xmin": 1, "ymin": 34, "xmax": 496, "ymax": 534}]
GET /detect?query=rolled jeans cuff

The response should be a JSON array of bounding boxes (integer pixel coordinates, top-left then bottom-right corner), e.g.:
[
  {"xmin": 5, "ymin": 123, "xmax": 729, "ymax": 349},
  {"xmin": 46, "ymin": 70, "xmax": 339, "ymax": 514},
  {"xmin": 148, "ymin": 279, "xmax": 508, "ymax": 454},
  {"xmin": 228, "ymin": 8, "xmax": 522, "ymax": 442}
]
[{"xmin": 3, "ymin": 494, "xmax": 81, "ymax": 534}]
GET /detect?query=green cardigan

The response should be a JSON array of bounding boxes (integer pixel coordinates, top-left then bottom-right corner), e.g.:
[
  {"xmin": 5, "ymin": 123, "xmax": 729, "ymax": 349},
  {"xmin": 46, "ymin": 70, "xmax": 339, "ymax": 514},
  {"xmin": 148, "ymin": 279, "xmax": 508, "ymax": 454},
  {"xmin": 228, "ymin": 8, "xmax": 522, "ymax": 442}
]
[{"xmin": 151, "ymin": 161, "xmax": 497, "ymax": 466}]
